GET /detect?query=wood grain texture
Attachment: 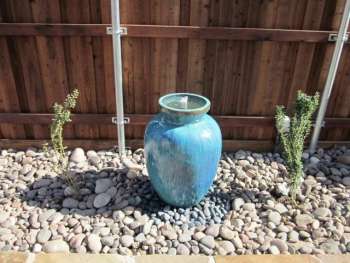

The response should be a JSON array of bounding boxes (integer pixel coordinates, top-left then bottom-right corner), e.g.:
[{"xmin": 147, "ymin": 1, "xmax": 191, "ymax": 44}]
[{"xmin": 0, "ymin": 0, "xmax": 348, "ymax": 149}]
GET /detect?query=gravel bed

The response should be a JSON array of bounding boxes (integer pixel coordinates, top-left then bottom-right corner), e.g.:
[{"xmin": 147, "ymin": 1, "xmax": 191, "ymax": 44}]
[{"xmin": 0, "ymin": 146, "xmax": 349, "ymax": 255}]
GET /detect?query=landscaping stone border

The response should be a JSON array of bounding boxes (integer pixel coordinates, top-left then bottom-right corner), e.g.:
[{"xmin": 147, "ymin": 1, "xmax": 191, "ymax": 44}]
[{"xmin": 0, "ymin": 253, "xmax": 349, "ymax": 263}]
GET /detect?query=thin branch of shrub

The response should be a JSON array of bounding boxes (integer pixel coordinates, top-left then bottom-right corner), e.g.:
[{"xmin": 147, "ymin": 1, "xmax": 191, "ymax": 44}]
[
  {"xmin": 275, "ymin": 90, "xmax": 319, "ymax": 201},
  {"xmin": 43, "ymin": 89, "xmax": 79, "ymax": 193}
]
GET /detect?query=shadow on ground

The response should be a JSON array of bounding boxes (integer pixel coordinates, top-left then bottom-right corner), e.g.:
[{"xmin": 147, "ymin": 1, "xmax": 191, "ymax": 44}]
[{"xmin": 18, "ymin": 167, "xmax": 234, "ymax": 224}]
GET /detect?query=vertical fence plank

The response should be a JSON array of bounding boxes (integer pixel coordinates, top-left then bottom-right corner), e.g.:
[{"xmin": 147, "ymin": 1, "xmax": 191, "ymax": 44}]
[
  {"xmin": 60, "ymin": 0, "xmax": 100, "ymax": 140},
  {"xmin": 30, "ymin": 0, "xmax": 75, "ymax": 140},
  {"xmin": 0, "ymin": 38, "xmax": 26, "ymax": 139}
]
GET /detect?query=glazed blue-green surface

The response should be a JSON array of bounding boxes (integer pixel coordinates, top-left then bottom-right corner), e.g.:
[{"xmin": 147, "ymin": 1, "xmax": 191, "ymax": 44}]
[{"xmin": 144, "ymin": 94, "xmax": 222, "ymax": 207}]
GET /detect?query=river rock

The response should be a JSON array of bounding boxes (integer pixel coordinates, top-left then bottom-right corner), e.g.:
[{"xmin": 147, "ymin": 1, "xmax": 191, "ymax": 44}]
[
  {"xmin": 268, "ymin": 211, "xmax": 281, "ymax": 225},
  {"xmin": 200, "ymin": 236, "xmax": 215, "ymax": 249},
  {"xmin": 43, "ymin": 240, "xmax": 69, "ymax": 253},
  {"xmin": 313, "ymin": 208, "xmax": 331, "ymax": 220},
  {"xmin": 120, "ymin": 235, "xmax": 134, "ymax": 248},
  {"xmin": 342, "ymin": 177, "xmax": 350, "ymax": 186},
  {"xmin": 62, "ymin": 198, "xmax": 79, "ymax": 208},
  {"xmin": 177, "ymin": 244, "xmax": 190, "ymax": 255},
  {"xmin": 205, "ymin": 224, "xmax": 220, "ymax": 237},
  {"xmin": 87, "ymin": 234, "xmax": 102, "ymax": 253},
  {"xmin": 36, "ymin": 229, "xmax": 51, "ymax": 243},
  {"xmin": 220, "ymin": 226, "xmax": 235, "ymax": 240},
  {"xmin": 320, "ymin": 240, "xmax": 341, "ymax": 254},
  {"xmin": 70, "ymin": 148, "xmax": 86, "ymax": 163},
  {"xmin": 295, "ymin": 214, "xmax": 313, "ymax": 228},
  {"xmin": 232, "ymin": 198, "xmax": 245, "ymax": 211},
  {"xmin": 93, "ymin": 193, "xmax": 111, "ymax": 208},
  {"xmin": 95, "ymin": 178, "xmax": 113, "ymax": 194}
]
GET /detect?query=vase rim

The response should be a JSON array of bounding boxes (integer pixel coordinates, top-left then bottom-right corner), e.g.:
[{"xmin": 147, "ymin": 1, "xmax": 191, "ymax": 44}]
[{"xmin": 159, "ymin": 93, "xmax": 211, "ymax": 115}]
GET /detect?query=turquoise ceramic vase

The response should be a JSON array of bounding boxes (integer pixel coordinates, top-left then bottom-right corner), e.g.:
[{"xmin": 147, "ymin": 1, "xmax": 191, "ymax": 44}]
[{"xmin": 144, "ymin": 93, "xmax": 222, "ymax": 207}]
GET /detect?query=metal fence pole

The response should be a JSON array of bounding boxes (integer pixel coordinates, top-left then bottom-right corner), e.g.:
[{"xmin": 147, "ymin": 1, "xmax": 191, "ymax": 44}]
[
  {"xmin": 111, "ymin": 0, "xmax": 126, "ymax": 155},
  {"xmin": 309, "ymin": 0, "xmax": 350, "ymax": 153}
]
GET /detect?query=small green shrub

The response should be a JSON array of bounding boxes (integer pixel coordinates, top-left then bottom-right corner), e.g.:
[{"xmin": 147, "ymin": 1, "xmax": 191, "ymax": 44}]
[
  {"xmin": 275, "ymin": 90, "xmax": 319, "ymax": 200},
  {"xmin": 44, "ymin": 89, "xmax": 79, "ymax": 191}
]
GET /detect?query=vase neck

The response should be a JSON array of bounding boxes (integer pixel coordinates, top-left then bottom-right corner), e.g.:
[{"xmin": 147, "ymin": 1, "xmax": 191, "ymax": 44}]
[{"xmin": 160, "ymin": 112, "xmax": 204, "ymax": 125}]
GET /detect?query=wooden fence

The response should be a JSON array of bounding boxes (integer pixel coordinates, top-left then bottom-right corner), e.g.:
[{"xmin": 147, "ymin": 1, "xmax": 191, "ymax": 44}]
[{"xmin": 0, "ymin": 0, "xmax": 349, "ymax": 151}]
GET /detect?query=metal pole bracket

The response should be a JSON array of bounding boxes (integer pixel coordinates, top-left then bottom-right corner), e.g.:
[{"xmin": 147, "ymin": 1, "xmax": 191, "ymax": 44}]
[
  {"xmin": 106, "ymin": 26, "xmax": 128, "ymax": 36},
  {"xmin": 312, "ymin": 121, "xmax": 325, "ymax": 128},
  {"xmin": 112, "ymin": 117, "xmax": 130, "ymax": 125},
  {"xmin": 328, "ymin": 33, "xmax": 349, "ymax": 42}
]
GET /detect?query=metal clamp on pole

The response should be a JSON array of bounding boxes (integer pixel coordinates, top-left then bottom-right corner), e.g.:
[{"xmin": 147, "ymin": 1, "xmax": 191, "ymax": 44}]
[
  {"xmin": 106, "ymin": 26, "xmax": 128, "ymax": 36},
  {"xmin": 112, "ymin": 117, "xmax": 130, "ymax": 125},
  {"xmin": 328, "ymin": 33, "xmax": 349, "ymax": 42},
  {"xmin": 311, "ymin": 121, "xmax": 325, "ymax": 128}
]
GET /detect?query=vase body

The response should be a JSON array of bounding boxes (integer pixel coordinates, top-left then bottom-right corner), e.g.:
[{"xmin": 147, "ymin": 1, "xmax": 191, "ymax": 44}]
[{"xmin": 144, "ymin": 93, "xmax": 222, "ymax": 207}]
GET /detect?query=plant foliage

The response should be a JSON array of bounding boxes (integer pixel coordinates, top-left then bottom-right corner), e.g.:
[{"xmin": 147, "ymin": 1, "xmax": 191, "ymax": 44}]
[
  {"xmin": 275, "ymin": 91, "xmax": 319, "ymax": 200},
  {"xmin": 44, "ymin": 89, "xmax": 79, "ymax": 190}
]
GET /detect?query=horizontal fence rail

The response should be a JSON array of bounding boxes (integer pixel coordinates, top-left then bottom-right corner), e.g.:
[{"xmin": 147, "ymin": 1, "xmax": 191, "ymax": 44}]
[
  {"xmin": 0, "ymin": 23, "xmax": 349, "ymax": 43},
  {"xmin": 0, "ymin": 113, "xmax": 349, "ymax": 128}
]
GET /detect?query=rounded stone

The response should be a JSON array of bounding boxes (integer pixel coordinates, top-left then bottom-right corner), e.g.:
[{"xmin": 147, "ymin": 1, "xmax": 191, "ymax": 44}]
[
  {"xmin": 87, "ymin": 234, "xmax": 102, "ymax": 253},
  {"xmin": 101, "ymin": 236, "xmax": 115, "ymax": 247},
  {"xmin": 218, "ymin": 240, "xmax": 235, "ymax": 254},
  {"xmin": 269, "ymin": 245, "xmax": 280, "ymax": 255},
  {"xmin": 232, "ymin": 198, "xmax": 245, "ymax": 211},
  {"xmin": 95, "ymin": 178, "xmax": 113, "ymax": 194},
  {"xmin": 205, "ymin": 224, "xmax": 220, "ymax": 237},
  {"xmin": 220, "ymin": 226, "xmax": 235, "ymax": 240},
  {"xmin": 268, "ymin": 211, "xmax": 282, "ymax": 225},
  {"xmin": 43, "ymin": 240, "xmax": 69, "ymax": 253},
  {"xmin": 69, "ymin": 234, "xmax": 86, "ymax": 249},
  {"xmin": 32, "ymin": 243, "xmax": 42, "ymax": 253},
  {"xmin": 168, "ymin": 247, "xmax": 177, "ymax": 255},
  {"xmin": 178, "ymin": 233, "xmax": 191, "ymax": 243},
  {"xmin": 177, "ymin": 244, "xmax": 190, "ymax": 255},
  {"xmin": 288, "ymin": 231, "xmax": 299, "ymax": 243},
  {"xmin": 70, "ymin": 148, "xmax": 86, "ymax": 163},
  {"xmin": 313, "ymin": 208, "xmax": 331, "ymax": 220},
  {"xmin": 112, "ymin": 210, "xmax": 125, "ymax": 222},
  {"xmin": 342, "ymin": 177, "xmax": 350, "ymax": 186},
  {"xmin": 93, "ymin": 193, "xmax": 111, "ymax": 208},
  {"xmin": 62, "ymin": 198, "xmax": 79, "ymax": 208},
  {"xmin": 120, "ymin": 235, "xmax": 134, "ymax": 248},
  {"xmin": 271, "ymin": 238, "xmax": 288, "ymax": 253},
  {"xmin": 199, "ymin": 236, "xmax": 215, "ymax": 249},
  {"xmin": 295, "ymin": 214, "xmax": 313, "ymax": 227},
  {"xmin": 36, "ymin": 229, "xmax": 52, "ymax": 243}
]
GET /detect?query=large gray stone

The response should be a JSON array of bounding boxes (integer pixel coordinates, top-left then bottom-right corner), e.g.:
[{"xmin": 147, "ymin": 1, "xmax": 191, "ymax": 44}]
[
  {"xmin": 62, "ymin": 198, "xmax": 79, "ymax": 208},
  {"xmin": 95, "ymin": 178, "xmax": 113, "ymax": 194},
  {"xmin": 93, "ymin": 193, "xmax": 111, "ymax": 208}
]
